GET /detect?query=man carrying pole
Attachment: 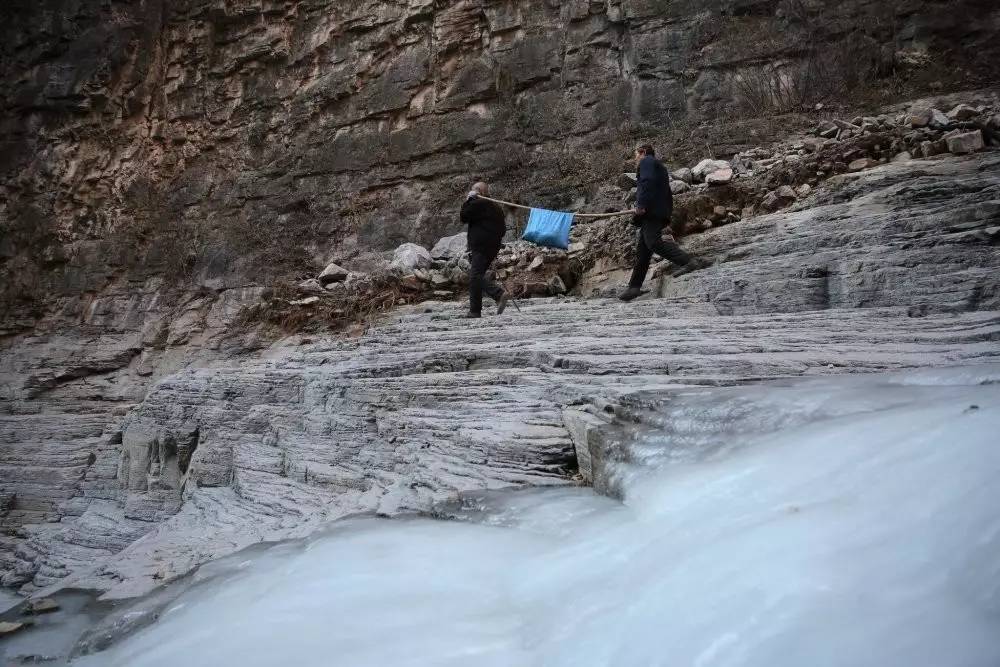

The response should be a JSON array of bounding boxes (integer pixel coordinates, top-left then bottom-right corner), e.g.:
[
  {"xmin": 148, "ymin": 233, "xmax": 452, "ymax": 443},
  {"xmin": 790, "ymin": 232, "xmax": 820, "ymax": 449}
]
[
  {"xmin": 619, "ymin": 144, "xmax": 708, "ymax": 302},
  {"xmin": 461, "ymin": 182, "xmax": 509, "ymax": 318}
]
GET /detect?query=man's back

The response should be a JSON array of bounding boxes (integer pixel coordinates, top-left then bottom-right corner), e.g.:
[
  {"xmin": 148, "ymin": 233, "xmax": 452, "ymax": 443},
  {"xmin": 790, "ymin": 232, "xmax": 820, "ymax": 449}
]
[
  {"xmin": 635, "ymin": 154, "xmax": 672, "ymax": 220},
  {"xmin": 461, "ymin": 197, "xmax": 506, "ymax": 247},
  {"xmin": 460, "ymin": 183, "xmax": 510, "ymax": 318}
]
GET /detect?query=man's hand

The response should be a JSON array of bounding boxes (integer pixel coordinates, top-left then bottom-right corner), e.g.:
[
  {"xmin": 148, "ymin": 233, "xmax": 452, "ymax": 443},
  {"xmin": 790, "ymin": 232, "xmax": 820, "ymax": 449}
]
[{"xmin": 635, "ymin": 207, "xmax": 646, "ymax": 216}]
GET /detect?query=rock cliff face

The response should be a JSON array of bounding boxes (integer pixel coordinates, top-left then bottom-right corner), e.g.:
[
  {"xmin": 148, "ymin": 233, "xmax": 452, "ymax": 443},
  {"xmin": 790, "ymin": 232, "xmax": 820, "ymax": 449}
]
[
  {"xmin": 3, "ymin": 0, "xmax": 999, "ymax": 320},
  {"xmin": 1, "ymin": 0, "xmax": 999, "ymax": 604}
]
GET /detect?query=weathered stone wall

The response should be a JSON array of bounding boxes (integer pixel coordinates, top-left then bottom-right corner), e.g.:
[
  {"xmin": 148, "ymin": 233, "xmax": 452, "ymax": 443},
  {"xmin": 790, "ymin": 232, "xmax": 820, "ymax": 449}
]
[{"xmin": 3, "ymin": 0, "xmax": 998, "ymax": 322}]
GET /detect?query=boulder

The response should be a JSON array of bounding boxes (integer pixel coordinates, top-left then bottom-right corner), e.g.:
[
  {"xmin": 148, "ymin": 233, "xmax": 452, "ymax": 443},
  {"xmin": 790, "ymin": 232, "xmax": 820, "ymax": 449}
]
[
  {"xmin": 795, "ymin": 184, "xmax": 812, "ymax": 198},
  {"xmin": 430, "ymin": 233, "xmax": 468, "ymax": 260},
  {"xmin": 390, "ymin": 243, "xmax": 433, "ymax": 272},
  {"xmin": 892, "ymin": 151, "xmax": 913, "ymax": 162},
  {"xmin": 946, "ymin": 130, "xmax": 984, "ymax": 155},
  {"xmin": 692, "ymin": 159, "xmax": 731, "ymax": 182},
  {"xmin": 848, "ymin": 158, "xmax": 878, "ymax": 172},
  {"xmin": 430, "ymin": 271, "xmax": 451, "ymax": 287},
  {"xmin": 519, "ymin": 280, "xmax": 551, "ymax": 297},
  {"xmin": 760, "ymin": 192, "xmax": 781, "ymax": 210},
  {"xmin": 705, "ymin": 167, "xmax": 734, "ymax": 185},
  {"xmin": 547, "ymin": 275, "xmax": 567, "ymax": 295},
  {"xmin": 297, "ymin": 279, "xmax": 325, "ymax": 294},
  {"xmin": 672, "ymin": 167, "xmax": 694, "ymax": 183},
  {"xmin": 670, "ymin": 180, "xmax": 691, "ymax": 194},
  {"xmin": 920, "ymin": 139, "xmax": 947, "ymax": 158},
  {"xmin": 946, "ymin": 104, "xmax": 979, "ymax": 121},
  {"xmin": 802, "ymin": 138, "xmax": 827, "ymax": 153},
  {"xmin": 289, "ymin": 296, "xmax": 320, "ymax": 306},
  {"xmin": 908, "ymin": 108, "xmax": 932, "ymax": 128},
  {"xmin": 617, "ymin": 173, "xmax": 638, "ymax": 190},
  {"xmin": 816, "ymin": 121, "xmax": 838, "ymax": 137},
  {"xmin": 528, "ymin": 256, "xmax": 544, "ymax": 271},
  {"xmin": 761, "ymin": 186, "xmax": 797, "ymax": 211},
  {"xmin": 317, "ymin": 262, "xmax": 349, "ymax": 285},
  {"xmin": 776, "ymin": 185, "xmax": 797, "ymax": 200},
  {"xmin": 929, "ymin": 108, "xmax": 950, "ymax": 129}
]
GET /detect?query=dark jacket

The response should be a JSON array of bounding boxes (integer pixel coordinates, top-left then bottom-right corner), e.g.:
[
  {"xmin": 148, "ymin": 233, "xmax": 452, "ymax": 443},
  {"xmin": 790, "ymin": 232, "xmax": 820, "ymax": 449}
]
[
  {"xmin": 460, "ymin": 196, "xmax": 506, "ymax": 250},
  {"xmin": 634, "ymin": 155, "xmax": 673, "ymax": 225}
]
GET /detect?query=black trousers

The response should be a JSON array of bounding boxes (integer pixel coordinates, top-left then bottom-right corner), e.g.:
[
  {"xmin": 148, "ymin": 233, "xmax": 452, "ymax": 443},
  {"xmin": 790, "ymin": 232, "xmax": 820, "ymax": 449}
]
[
  {"xmin": 469, "ymin": 245, "xmax": 503, "ymax": 314},
  {"xmin": 629, "ymin": 217, "xmax": 692, "ymax": 288}
]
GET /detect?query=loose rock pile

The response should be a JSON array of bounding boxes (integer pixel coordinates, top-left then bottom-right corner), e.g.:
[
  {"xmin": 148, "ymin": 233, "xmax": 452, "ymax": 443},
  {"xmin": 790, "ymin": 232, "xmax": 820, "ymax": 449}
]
[
  {"xmin": 605, "ymin": 98, "xmax": 999, "ymax": 236},
  {"xmin": 246, "ymin": 236, "xmax": 576, "ymax": 331}
]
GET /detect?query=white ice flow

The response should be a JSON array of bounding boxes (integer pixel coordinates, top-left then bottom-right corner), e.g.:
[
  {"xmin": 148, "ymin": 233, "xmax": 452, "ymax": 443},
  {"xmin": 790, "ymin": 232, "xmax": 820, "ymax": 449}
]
[{"xmin": 77, "ymin": 366, "xmax": 1000, "ymax": 667}]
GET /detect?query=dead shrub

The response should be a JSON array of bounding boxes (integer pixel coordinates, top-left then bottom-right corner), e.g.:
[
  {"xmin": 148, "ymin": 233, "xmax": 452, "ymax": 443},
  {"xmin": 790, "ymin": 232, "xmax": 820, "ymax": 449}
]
[
  {"xmin": 727, "ymin": 0, "xmax": 907, "ymax": 114},
  {"xmin": 237, "ymin": 274, "xmax": 424, "ymax": 334},
  {"xmin": 733, "ymin": 33, "xmax": 884, "ymax": 115}
]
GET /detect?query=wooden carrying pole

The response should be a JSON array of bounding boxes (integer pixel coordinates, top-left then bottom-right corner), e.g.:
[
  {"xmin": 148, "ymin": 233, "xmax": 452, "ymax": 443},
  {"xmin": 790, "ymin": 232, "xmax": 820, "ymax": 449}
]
[{"xmin": 475, "ymin": 195, "xmax": 636, "ymax": 220}]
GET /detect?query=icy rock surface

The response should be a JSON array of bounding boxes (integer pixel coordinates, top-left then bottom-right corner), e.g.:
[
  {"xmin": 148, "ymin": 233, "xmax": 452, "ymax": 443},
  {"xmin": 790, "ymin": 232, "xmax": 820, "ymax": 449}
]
[{"xmin": 75, "ymin": 366, "xmax": 1000, "ymax": 667}]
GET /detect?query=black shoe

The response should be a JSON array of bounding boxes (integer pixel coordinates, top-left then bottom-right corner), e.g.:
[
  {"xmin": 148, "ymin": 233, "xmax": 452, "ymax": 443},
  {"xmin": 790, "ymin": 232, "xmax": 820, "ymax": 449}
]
[
  {"xmin": 618, "ymin": 287, "xmax": 644, "ymax": 302},
  {"xmin": 496, "ymin": 291, "xmax": 509, "ymax": 316},
  {"xmin": 465, "ymin": 312, "xmax": 481, "ymax": 319},
  {"xmin": 671, "ymin": 258, "xmax": 709, "ymax": 277}
]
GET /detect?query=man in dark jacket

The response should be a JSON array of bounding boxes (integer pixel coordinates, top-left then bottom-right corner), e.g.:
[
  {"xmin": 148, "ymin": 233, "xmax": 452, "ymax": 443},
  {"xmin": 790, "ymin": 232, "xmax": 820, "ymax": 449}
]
[
  {"xmin": 619, "ymin": 144, "xmax": 707, "ymax": 302},
  {"xmin": 460, "ymin": 182, "xmax": 509, "ymax": 318}
]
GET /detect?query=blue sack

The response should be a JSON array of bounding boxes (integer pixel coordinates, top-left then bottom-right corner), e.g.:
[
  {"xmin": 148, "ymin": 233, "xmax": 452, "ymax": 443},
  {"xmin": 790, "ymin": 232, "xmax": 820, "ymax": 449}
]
[{"xmin": 522, "ymin": 208, "xmax": 574, "ymax": 250}]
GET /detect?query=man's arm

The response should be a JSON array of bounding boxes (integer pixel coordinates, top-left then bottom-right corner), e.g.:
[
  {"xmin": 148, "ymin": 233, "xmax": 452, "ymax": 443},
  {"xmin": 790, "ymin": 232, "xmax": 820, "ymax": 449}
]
[
  {"xmin": 661, "ymin": 162, "xmax": 673, "ymax": 214},
  {"xmin": 460, "ymin": 200, "xmax": 474, "ymax": 226}
]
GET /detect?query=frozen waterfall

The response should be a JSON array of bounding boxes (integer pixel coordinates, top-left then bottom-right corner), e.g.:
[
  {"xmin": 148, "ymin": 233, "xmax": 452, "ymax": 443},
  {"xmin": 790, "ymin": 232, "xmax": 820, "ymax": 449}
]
[{"xmin": 73, "ymin": 366, "xmax": 1000, "ymax": 667}]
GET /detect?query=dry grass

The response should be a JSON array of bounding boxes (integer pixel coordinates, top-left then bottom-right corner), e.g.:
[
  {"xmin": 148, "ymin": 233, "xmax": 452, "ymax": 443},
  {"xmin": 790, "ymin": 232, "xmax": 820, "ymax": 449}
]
[{"xmin": 236, "ymin": 275, "xmax": 430, "ymax": 334}]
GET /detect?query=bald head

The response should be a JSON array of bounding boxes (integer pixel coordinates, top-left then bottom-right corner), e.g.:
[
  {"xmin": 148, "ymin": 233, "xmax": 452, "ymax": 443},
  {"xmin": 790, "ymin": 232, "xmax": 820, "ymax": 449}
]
[{"xmin": 472, "ymin": 182, "xmax": 490, "ymax": 196}]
